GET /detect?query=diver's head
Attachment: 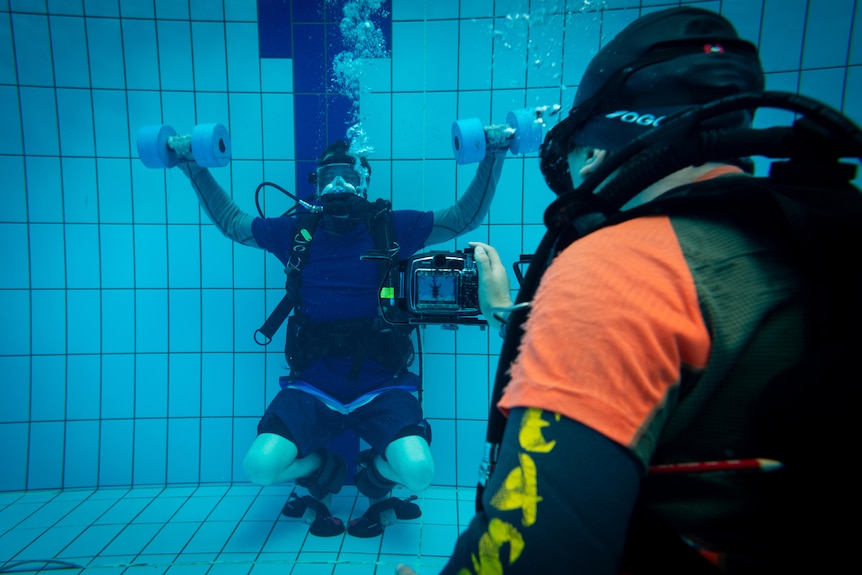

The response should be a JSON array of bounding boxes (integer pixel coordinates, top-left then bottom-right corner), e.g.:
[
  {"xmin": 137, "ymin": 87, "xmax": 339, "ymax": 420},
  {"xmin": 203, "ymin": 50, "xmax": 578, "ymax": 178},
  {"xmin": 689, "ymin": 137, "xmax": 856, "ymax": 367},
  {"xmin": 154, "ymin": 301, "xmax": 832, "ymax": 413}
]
[
  {"xmin": 540, "ymin": 6, "xmax": 765, "ymax": 196},
  {"xmin": 310, "ymin": 140, "xmax": 371, "ymax": 199}
]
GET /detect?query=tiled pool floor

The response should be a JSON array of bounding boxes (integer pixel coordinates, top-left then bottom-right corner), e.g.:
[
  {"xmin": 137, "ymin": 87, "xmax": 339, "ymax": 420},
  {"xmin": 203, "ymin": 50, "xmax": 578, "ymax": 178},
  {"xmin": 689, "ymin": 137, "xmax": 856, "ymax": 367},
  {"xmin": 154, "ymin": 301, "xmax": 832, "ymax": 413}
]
[{"xmin": 0, "ymin": 484, "xmax": 476, "ymax": 575}]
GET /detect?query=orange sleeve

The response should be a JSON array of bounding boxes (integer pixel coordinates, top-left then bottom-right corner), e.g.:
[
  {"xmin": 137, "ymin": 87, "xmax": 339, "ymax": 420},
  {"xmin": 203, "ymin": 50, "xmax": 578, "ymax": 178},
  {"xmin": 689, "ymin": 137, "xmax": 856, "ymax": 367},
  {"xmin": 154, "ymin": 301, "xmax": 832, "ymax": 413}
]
[{"xmin": 498, "ymin": 215, "xmax": 711, "ymax": 451}]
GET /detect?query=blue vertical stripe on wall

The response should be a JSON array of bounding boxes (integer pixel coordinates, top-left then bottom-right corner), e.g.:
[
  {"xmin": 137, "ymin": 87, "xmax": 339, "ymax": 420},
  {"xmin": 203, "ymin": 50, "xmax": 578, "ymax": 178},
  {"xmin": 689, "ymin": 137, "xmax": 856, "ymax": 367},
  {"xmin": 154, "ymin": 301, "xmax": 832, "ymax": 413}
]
[
  {"xmin": 257, "ymin": 0, "xmax": 391, "ymax": 190},
  {"xmin": 292, "ymin": 22, "xmax": 326, "ymax": 93},
  {"xmin": 257, "ymin": 0, "xmax": 293, "ymax": 58}
]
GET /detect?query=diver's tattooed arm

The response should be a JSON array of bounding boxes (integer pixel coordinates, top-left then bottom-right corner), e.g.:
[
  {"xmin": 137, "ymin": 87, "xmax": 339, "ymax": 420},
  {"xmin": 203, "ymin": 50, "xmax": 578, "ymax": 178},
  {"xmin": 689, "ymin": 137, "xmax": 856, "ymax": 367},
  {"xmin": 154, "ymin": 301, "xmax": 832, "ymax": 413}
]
[
  {"xmin": 179, "ymin": 161, "xmax": 258, "ymax": 247},
  {"xmin": 426, "ymin": 150, "xmax": 506, "ymax": 246}
]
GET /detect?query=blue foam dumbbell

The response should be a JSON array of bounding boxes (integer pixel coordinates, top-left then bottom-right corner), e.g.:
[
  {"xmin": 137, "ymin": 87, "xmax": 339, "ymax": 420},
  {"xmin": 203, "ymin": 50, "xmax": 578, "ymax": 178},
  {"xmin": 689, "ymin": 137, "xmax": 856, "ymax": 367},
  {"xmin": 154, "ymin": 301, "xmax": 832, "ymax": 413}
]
[
  {"xmin": 451, "ymin": 105, "xmax": 560, "ymax": 165},
  {"xmin": 137, "ymin": 123, "xmax": 232, "ymax": 169}
]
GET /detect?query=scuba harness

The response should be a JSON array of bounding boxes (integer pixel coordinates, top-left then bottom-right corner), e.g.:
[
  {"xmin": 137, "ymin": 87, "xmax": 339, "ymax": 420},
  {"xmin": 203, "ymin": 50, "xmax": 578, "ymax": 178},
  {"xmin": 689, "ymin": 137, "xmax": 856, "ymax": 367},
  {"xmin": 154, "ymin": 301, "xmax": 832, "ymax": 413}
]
[
  {"xmin": 251, "ymin": 186, "xmax": 417, "ymax": 381},
  {"xmin": 477, "ymin": 90, "xmax": 862, "ymax": 511}
]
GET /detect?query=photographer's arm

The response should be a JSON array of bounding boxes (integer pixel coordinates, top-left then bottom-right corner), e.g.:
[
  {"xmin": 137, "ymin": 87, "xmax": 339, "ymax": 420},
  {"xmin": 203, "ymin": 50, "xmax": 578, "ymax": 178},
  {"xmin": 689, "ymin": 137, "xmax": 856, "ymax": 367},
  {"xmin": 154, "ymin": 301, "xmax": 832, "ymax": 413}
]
[
  {"xmin": 178, "ymin": 161, "xmax": 259, "ymax": 248},
  {"xmin": 396, "ymin": 408, "xmax": 641, "ymax": 575},
  {"xmin": 425, "ymin": 150, "xmax": 506, "ymax": 246}
]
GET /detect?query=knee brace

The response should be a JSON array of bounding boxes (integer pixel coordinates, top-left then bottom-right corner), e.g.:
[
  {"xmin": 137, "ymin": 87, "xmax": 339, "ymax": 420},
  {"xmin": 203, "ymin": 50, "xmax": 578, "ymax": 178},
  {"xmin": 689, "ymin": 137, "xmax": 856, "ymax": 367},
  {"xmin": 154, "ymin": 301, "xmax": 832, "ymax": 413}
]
[
  {"xmin": 353, "ymin": 449, "xmax": 397, "ymax": 499},
  {"xmin": 296, "ymin": 449, "xmax": 347, "ymax": 499}
]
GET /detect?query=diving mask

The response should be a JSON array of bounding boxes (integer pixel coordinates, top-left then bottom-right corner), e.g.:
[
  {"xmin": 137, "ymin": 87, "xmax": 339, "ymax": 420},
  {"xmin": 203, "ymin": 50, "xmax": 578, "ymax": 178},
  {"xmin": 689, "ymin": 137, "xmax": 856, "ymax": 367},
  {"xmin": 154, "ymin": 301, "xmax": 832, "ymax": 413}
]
[{"xmin": 316, "ymin": 162, "xmax": 365, "ymax": 197}]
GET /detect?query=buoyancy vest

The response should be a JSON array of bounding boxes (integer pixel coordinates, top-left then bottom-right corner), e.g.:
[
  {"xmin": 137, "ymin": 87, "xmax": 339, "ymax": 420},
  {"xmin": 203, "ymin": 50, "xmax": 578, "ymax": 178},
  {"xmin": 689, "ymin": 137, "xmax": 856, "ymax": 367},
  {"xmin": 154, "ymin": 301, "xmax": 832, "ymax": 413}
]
[
  {"xmin": 255, "ymin": 198, "xmax": 416, "ymax": 381},
  {"xmin": 569, "ymin": 175, "xmax": 862, "ymax": 571}
]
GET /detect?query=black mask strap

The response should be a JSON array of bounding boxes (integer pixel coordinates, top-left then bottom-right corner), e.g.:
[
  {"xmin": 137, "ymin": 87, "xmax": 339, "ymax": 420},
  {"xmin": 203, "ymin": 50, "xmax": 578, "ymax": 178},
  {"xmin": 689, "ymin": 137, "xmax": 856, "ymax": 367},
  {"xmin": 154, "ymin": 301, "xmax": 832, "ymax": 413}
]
[{"xmin": 539, "ymin": 93, "xmax": 606, "ymax": 197}]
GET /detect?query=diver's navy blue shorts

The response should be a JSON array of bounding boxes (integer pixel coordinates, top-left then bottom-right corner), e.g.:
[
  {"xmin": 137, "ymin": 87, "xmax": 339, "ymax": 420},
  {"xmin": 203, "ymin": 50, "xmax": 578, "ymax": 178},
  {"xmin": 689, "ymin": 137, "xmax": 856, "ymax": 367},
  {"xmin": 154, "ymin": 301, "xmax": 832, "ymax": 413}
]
[{"xmin": 257, "ymin": 388, "xmax": 431, "ymax": 458}]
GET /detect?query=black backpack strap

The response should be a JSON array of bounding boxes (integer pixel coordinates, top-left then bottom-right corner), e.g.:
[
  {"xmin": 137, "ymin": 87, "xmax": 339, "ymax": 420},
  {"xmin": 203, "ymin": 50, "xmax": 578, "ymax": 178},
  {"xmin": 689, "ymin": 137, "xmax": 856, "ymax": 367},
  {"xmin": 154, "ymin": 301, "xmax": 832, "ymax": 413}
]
[
  {"xmin": 364, "ymin": 199, "xmax": 419, "ymax": 372},
  {"xmin": 364, "ymin": 198, "xmax": 403, "ymax": 316},
  {"xmin": 254, "ymin": 212, "xmax": 322, "ymax": 345}
]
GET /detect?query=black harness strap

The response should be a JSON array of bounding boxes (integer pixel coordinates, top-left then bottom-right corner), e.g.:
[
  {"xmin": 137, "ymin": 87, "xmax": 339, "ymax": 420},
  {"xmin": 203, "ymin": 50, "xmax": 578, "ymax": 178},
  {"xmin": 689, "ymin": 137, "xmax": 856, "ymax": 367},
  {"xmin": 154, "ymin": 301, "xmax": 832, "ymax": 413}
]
[
  {"xmin": 364, "ymin": 198, "xmax": 405, "ymax": 323},
  {"xmin": 254, "ymin": 211, "xmax": 322, "ymax": 345}
]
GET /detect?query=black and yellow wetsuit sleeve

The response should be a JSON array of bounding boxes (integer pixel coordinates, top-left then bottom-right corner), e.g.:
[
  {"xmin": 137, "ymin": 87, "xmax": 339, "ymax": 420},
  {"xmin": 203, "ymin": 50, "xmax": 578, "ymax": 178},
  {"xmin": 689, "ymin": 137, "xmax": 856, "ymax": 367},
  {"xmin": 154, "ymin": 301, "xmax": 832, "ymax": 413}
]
[{"xmin": 440, "ymin": 407, "xmax": 643, "ymax": 575}]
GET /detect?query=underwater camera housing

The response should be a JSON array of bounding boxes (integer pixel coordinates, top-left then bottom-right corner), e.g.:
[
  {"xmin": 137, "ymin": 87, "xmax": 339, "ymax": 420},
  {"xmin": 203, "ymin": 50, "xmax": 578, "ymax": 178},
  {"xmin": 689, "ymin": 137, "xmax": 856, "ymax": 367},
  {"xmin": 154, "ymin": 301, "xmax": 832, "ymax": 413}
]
[{"xmin": 399, "ymin": 249, "xmax": 481, "ymax": 324}]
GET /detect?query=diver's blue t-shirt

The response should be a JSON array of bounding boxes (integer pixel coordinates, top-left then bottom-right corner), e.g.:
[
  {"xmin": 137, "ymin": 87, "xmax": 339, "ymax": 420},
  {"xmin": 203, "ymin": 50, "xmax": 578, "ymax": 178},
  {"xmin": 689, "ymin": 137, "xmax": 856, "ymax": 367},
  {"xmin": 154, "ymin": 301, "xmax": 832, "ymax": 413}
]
[{"xmin": 251, "ymin": 209, "xmax": 434, "ymax": 401}]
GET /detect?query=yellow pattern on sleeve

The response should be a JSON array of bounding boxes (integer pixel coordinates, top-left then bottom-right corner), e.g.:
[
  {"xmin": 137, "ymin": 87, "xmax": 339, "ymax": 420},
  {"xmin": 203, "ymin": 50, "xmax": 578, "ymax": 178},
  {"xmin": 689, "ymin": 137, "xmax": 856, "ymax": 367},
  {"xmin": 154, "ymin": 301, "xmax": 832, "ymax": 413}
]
[
  {"xmin": 519, "ymin": 408, "xmax": 557, "ymax": 453},
  {"xmin": 490, "ymin": 452, "xmax": 542, "ymax": 526},
  {"xmin": 462, "ymin": 409, "xmax": 560, "ymax": 574},
  {"xmin": 469, "ymin": 518, "xmax": 525, "ymax": 575}
]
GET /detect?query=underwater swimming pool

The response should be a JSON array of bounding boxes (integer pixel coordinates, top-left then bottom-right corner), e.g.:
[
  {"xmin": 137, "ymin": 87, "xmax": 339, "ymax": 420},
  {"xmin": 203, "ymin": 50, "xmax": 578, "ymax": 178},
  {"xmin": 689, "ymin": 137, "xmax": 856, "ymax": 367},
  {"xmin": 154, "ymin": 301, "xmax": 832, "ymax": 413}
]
[{"xmin": 1, "ymin": 0, "xmax": 860, "ymax": 573}]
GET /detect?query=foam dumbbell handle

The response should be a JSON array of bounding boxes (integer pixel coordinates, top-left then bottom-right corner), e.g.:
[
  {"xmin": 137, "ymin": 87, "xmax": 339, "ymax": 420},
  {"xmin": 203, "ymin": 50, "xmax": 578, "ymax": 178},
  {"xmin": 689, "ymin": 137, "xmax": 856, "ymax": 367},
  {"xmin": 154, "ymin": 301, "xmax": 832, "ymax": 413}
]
[
  {"xmin": 191, "ymin": 123, "xmax": 231, "ymax": 168},
  {"xmin": 452, "ymin": 118, "xmax": 486, "ymax": 165},
  {"xmin": 506, "ymin": 108, "xmax": 544, "ymax": 156},
  {"xmin": 137, "ymin": 124, "xmax": 180, "ymax": 169}
]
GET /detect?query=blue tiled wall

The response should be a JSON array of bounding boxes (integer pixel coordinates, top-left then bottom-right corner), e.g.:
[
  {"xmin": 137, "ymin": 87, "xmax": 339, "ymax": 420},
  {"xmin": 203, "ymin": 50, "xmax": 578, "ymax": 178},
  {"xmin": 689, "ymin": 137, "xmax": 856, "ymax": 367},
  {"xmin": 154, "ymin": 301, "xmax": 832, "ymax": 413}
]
[{"xmin": 1, "ymin": 0, "xmax": 861, "ymax": 492}]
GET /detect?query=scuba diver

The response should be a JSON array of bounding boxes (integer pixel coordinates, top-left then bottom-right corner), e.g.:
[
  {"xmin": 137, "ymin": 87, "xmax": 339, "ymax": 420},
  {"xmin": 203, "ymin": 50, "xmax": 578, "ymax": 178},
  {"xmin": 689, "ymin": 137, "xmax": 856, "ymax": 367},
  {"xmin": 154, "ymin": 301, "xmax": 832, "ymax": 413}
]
[
  {"xmin": 397, "ymin": 6, "xmax": 861, "ymax": 575},
  {"xmin": 178, "ymin": 138, "xmax": 507, "ymax": 537}
]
